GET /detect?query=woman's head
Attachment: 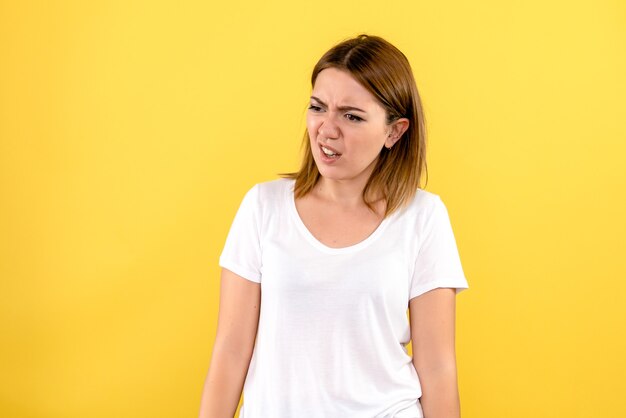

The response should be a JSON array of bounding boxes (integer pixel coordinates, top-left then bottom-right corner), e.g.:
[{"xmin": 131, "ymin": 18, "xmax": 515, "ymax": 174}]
[{"xmin": 283, "ymin": 34, "xmax": 428, "ymax": 217}]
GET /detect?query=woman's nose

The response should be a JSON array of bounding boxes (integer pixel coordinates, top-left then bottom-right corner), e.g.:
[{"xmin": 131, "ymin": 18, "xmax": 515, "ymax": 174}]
[{"xmin": 318, "ymin": 115, "xmax": 340, "ymax": 139}]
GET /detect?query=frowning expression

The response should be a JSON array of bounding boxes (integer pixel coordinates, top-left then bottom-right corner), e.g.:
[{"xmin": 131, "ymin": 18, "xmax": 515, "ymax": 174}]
[{"xmin": 307, "ymin": 67, "xmax": 396, "ymax": 183}]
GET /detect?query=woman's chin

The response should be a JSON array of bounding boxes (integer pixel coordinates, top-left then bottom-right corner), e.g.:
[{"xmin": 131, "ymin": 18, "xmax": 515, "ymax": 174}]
[
  {"xmin": 315, "ymin": 162, "xmax": 339, "ymax": 176},
  {"xmin": 316, "ymin": 167, "xmax": 359, "ymax": 183}
]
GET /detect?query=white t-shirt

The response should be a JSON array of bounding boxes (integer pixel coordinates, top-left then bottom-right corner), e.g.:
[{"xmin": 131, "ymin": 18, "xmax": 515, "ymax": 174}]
[{"xmin": 219, "ymin": 178, "xmax": 469, "ymax": 418}]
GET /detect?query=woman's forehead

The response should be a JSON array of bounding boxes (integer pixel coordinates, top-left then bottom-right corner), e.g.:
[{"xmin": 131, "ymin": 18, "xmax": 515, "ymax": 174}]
[{"xmin": 312, "ymin": 68, "xmax": 378, "ymax": 107}]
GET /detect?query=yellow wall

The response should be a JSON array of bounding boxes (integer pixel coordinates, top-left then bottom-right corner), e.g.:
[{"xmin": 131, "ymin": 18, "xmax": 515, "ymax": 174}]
[{"xmin": 1, "ymin": 1, "xmax": 625, "ymax": 417}]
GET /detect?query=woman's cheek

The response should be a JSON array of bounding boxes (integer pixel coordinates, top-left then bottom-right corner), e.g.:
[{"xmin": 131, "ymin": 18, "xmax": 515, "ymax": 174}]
[{"xmin": 306, "ymin": 122, "xmax": 318, "ymax": 139}]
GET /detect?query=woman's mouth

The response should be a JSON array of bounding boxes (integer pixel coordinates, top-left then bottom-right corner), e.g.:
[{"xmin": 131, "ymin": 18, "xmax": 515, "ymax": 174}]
[{"xmin": 320, "ymin": 144, "xmax": 341, "ymax": 159}]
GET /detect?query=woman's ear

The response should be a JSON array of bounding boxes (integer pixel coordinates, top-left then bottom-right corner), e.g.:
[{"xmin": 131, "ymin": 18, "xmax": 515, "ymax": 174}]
[{"xmin": 385, "ymin": 118, "xmax": 410, "ymax": 149}]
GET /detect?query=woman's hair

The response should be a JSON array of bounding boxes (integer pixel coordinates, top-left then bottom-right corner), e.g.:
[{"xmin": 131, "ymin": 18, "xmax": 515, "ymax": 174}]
[{"xmin": 281, "ymin": 34, "xmax": 428, "ymax": 217}]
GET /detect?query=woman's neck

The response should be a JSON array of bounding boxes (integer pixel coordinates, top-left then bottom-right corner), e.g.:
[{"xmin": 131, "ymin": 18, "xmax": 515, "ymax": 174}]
[{"xmin": 313, "ymin": 176, "xmax": 385, "ymax": 211}]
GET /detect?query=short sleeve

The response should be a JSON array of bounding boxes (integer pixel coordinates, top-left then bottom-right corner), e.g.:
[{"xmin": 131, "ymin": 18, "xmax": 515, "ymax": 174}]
[
  {"xmin": 218, "ymin": 184, "xmax": 262, "ymax": 283},
  {"xmin": 409, "ymin": 196, "xmax": 469, "ymax": 300}
]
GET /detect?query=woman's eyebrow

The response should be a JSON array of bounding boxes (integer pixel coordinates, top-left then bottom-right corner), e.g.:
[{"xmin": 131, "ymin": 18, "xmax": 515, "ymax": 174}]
[{"xmin": 310, "ymin": 96, "xmax": 367, "ymax": 113}]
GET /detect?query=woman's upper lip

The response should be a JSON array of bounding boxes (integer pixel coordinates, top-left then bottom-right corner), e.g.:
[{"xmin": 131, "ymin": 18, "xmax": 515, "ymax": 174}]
[{"xmin": 319, "ymin": 142, "xmax": 342, "ymax": 154}]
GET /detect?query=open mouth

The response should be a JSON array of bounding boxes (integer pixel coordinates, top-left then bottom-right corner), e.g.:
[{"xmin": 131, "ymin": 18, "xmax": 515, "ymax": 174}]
[{"xmin": 320, "ymin": 145, "xmax": 341, "ymax": 159}]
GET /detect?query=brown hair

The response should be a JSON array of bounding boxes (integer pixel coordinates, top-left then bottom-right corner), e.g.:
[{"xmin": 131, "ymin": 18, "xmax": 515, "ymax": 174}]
[{"xmin": 280, "ymin": 34, "xmax": 428, "ymax": 217}]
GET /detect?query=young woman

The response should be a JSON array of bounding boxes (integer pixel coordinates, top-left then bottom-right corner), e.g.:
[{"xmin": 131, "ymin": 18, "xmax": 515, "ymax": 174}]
[{"xmin": 199, "ymin": 34, "xmax": 469, "ymax": 418}]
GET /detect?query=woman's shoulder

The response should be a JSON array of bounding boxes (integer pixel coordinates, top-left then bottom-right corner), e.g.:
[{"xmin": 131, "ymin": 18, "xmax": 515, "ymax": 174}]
[
  {"xmin": 404, "ymin": 188, "xmax": 442, "ymax": 212},
  {"xmin": 240, "ymin": 177, "xmax": 293, "ymax": 208},
  {"xmin": 381, "ymin": 189, "xmax": 451, "ymax": 244},
  {"xmin": 391, "ymin": 188, "xmax": 447, "ymax": 224},
  {"xmin": 254, "ymin": 177, "xmax": 294, "ymax": 198}
]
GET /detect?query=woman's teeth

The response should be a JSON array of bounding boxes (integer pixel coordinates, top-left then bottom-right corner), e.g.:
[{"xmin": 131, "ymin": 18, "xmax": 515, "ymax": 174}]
[{"xmin": 321, "ymin": 146, "xmax": 338, "ymax": 157}]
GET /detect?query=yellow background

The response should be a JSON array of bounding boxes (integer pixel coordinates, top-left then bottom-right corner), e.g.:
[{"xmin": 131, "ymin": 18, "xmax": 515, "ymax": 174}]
[{"xmin": 1, "ymin": 0, "xmax": 625, "ymax": 417}]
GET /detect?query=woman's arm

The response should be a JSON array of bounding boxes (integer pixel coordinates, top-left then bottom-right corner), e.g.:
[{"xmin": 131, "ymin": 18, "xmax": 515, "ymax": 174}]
[
  {"xmin": 198, "ymin": 268, "xmax": 261, "ymax": 418},
  {"xmin": 409, "ymin": 288, "xmax": 461, "ymax": 418}
]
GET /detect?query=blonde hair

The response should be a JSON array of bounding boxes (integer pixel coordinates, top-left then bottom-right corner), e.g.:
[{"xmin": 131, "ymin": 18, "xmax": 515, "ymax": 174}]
[{"xmin": 281, "ymin": 34, "xmax": 428, "ymax": 217}]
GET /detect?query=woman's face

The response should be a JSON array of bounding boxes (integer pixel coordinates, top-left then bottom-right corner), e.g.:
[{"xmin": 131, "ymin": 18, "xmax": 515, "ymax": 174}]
[{"xmin": 307, "ymin": 67, "xmax": 399, "ymax": 185}]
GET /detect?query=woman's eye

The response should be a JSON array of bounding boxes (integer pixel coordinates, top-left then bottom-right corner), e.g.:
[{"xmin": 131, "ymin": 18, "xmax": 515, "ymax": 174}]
[
  {"xmin": 345, "ymin": 114, "xmax": 363, "ymax": 122},
  {"xmin": 308, "ymin": 105, "xmax": 322, "ymax": 112}
]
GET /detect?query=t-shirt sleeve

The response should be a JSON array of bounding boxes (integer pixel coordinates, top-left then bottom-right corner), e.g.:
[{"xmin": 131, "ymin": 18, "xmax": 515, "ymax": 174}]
[
  {"xmin": 409, "ymin": 195, "xmax": 469, "ymax": 300},
  {"xmin": 218, "ymin": 184, "xmax": 262, "ymax": 283}
]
